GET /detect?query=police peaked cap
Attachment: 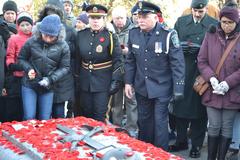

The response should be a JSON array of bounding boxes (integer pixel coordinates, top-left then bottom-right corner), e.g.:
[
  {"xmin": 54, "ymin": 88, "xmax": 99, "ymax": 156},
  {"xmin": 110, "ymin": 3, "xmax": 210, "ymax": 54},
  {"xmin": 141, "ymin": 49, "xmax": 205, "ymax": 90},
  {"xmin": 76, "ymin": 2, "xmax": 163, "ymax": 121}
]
[
  {"xmin": 86, "ymin": 4, "xmax": 108, "ymax": 16},
  {"xmin": 131, "ymin": 4, "xmax": 139, "ymax": 15},
  {"xmin": 191, "ymin": 0, "xmax": 208, "ymax": 9},
  {"xmin": 136, "ymin": 1, "xmax": 160, "ymax": 14}
]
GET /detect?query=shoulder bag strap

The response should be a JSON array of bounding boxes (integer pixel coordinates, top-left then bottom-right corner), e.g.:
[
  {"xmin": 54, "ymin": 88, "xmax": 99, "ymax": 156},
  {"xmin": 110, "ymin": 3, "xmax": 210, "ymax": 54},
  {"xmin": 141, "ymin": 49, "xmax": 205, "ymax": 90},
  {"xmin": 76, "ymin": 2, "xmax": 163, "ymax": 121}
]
[{"xmin": 215, "ymin": 34, "xmax": 240, "ymax": 76}]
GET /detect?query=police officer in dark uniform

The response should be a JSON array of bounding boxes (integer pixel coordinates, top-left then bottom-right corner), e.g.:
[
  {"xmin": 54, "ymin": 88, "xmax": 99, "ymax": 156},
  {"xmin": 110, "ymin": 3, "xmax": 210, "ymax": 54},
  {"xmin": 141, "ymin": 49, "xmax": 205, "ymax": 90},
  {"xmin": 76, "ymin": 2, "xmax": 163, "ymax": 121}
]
[
  {"xmin": 125, "ymin": 1, "xmax": 185, "ymax": 150},
  {"xmin": 169, "ymin": 0, "xmax": 218, "ymax": 158},
  {"xmin": 75, "ymin": 4, "xmax": 123, "ymax": 122}
]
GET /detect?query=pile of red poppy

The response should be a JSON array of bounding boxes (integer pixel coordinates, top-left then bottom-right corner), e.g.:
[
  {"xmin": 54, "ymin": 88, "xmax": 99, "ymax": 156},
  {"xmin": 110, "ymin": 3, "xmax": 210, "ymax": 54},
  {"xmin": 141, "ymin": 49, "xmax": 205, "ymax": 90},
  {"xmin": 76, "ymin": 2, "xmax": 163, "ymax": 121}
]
[{"xmin": 0, "ymin": 117, "xmax": 183, "ymax": 160}]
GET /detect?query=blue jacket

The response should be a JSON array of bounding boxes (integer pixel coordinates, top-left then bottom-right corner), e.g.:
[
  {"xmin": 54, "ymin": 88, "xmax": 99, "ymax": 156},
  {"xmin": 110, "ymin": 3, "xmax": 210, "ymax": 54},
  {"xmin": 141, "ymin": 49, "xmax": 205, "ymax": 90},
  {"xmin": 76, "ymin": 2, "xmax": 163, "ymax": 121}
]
[{"xmin": 125, "ymin": 23, "xmax": 185, "ymax": 99}]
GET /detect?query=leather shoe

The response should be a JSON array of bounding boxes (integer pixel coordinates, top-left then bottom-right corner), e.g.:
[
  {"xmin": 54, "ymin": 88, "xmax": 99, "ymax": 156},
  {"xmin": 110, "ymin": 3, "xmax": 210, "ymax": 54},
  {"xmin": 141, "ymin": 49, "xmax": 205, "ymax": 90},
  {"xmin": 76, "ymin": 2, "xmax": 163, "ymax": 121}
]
[
  {"xmin": 189, "ymin": 146, "xmax": 201, "ymax": 158},
  {"xmin": 168, "ymin": 142, "xmax": 188, "ymax": 152}
]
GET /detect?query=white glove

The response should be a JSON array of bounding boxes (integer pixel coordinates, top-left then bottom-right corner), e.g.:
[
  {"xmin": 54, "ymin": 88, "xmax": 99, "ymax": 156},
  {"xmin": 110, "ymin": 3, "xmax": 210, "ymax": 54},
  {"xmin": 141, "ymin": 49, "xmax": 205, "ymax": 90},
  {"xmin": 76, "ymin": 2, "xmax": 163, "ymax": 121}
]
[
  {"xmin": 212, "ymin": 88, "xmax": 225, "ymax": 95},
  {"xmin": 219, "ymin": 81, "xmax": 229, "ymax": 93},
  {"xmin": 210, "ymin": 77, "xmax": 219, "ymax": 90},
  {"xmin": 38, "ymin": 77, "xmax": 50, "ymax": 88}
]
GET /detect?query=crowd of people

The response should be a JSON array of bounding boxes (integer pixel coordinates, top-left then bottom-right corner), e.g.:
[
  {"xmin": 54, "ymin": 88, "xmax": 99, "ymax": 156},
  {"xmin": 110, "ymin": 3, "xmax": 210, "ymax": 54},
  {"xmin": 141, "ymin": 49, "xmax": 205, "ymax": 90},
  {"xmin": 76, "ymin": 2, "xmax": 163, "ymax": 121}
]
[{"xmin": 0, "ymin": 0, "xmax": 239, "ymax": 159}]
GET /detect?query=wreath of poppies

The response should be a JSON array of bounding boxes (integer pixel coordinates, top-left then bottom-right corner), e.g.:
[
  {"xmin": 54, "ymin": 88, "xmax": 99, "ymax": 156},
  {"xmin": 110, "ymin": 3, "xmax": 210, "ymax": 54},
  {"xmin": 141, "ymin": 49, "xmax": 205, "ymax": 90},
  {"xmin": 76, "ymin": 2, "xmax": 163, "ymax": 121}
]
[{"xmin": 0, "ymin": 117, "xmax": 183, "ymax": 160}]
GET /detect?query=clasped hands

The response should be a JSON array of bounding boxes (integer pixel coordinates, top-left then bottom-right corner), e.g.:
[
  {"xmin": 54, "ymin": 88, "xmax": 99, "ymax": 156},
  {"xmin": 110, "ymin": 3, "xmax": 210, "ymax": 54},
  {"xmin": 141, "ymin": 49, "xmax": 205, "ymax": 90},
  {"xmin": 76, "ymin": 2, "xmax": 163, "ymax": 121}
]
[
  {"xmin": 28, "ymin": 69, "xmax": 50, "ymax": 88},
  {"xmin": 210, "ymin": 77, "xmax": 229, "ymax": 95}
]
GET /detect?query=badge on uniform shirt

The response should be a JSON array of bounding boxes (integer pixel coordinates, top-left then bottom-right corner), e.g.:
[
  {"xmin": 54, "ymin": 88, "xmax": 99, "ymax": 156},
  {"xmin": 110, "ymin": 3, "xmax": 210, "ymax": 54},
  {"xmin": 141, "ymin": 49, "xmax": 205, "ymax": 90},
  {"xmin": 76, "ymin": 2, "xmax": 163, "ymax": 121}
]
[
  {"xmin": 171, "ymin": 33, "xmax": 180, "ymax": 48},
  {"xmin": 132, "ymin": 44, "xmax": 139, "ymax": 49},
  {"xmin": 155, "ymin": 42, "xmax": 162, "ymax": 53},
  {"xmin": 96, "ymin": 45, "xmax": 103, "ymax": 53}
]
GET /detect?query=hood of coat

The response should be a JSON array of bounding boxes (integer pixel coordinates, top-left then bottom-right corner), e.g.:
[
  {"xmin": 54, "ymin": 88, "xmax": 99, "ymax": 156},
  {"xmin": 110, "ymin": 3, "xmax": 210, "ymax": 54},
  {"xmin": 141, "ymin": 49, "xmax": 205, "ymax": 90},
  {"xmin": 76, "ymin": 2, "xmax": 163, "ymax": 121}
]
[
  {"xmin": 37, "ymin": 4, "xmax": 66, "ymax": 23},
  {"xmin": 32, "ymin": 22, "xmax": 66, "ymax": 42},
  {"xmin": 208, "ymin": 22, "xmax": 240, "ymax": 39}
]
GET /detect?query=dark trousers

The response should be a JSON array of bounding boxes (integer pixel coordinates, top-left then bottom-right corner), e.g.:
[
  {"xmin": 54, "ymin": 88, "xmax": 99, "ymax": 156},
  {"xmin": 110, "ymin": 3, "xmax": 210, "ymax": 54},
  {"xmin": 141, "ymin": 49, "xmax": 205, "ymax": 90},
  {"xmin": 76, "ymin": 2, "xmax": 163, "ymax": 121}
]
[
  {"xmin": 73, "ymin": 90, "xmax": 82, "ymax": 116},
  {"xmin": 52, "ymin": 102, "xmax": 65, "ymax": 118},
  {"xmin": 0, "ymin": 96, "xmax": 23, "ymax": 122},
  {"xmin": 175, "ymin": 116, "xmax": 208, "ymax": 147},
  {"xmin": 136, "ymin": 93, "xmax": 169, "ymax": 150},
  {"xmin": 80, "ymin": 90, "xmax": 109, "ymax": 122}
]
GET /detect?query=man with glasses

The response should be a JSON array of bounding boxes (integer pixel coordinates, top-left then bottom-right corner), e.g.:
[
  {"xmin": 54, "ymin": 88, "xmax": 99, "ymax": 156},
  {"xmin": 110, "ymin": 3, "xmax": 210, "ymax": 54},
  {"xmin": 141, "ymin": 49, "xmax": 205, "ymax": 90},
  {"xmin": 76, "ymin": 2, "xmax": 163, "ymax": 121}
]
[
  {"xmin": 125, "ymin": 1, "xmax": 185, "ymax": 150},
  {"xmin": 169, "ymin": 0, "xmax": 218, "ymax": 158},
  {"xmin": 75, "ymin": 4, "xmax": 123, "ymax": 122}
]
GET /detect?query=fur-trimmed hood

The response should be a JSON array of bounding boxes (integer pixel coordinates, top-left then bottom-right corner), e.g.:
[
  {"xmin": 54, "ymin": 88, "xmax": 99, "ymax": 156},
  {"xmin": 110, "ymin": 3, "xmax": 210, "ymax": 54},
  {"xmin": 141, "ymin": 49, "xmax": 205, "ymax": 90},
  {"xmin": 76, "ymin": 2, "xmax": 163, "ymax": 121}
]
[
  {"xmin": 208, "ymin": 22, "xmax": 240, "ymax": 39},
  {"xmin": 32, "ymin": 22, "xmax": 66, "ymax": 41},
  {"xmin": 37, "ymin": 4, "xmax": 66, "ymax": 23}
]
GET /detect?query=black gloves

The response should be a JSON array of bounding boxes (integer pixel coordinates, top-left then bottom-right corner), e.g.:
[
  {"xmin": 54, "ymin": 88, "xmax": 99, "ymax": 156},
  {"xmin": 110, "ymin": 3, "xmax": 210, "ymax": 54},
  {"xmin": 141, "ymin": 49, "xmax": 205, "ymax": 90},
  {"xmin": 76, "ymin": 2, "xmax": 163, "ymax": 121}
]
[
  {"xmin": 168, "ymin": 93, "xmax": 184, "ymax": 114},
  {"xmin": 173, "ymin": 93, "xmax": 184, "ymax": 101},
  {"xmin": 109, "ymin": 80, "xmax": 122, "ymax": 95},
  {"xmin": 8, "ymin": 63, "xmax": 23, "ymax": 71}
]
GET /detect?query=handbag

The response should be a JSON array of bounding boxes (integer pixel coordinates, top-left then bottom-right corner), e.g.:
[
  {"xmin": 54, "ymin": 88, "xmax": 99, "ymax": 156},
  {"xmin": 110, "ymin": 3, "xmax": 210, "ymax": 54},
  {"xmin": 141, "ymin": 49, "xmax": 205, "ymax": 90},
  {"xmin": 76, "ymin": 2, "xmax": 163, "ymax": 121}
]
[{"xmin": 193, "ymin": 34, "xmax": 240, "ymax": 96}]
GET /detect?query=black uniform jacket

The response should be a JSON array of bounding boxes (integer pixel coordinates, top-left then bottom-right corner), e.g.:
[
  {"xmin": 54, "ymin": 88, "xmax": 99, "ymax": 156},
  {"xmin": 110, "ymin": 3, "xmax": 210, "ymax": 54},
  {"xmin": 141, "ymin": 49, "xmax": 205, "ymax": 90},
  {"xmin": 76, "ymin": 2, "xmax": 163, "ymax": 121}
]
[{"xmin": 76, "ymin": 27, "xmax": 123, "ymax": 92}]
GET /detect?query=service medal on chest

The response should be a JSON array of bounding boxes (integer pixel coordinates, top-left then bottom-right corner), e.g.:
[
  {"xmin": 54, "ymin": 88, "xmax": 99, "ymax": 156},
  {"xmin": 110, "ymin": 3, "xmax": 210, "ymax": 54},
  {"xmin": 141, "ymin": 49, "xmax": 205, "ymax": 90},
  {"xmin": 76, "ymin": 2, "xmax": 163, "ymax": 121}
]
[
  {"xmin": 155, "ymin": 42, "xmax": 162, "ymax": 53},
  {"xmin": 96, "ymin": 45, "xmax": 103, "ymax": 53}
]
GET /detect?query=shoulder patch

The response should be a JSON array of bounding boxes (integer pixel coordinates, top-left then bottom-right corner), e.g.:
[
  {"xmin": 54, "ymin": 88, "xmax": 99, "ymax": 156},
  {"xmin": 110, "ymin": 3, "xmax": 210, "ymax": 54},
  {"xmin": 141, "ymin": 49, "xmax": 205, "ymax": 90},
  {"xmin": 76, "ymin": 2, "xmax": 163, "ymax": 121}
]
[
  {"xmin": 171, "ymin": 32, "xmax": 180, "ymax": 48},
  {"xmin": 161, "ymin": 23, "xmax": 170, "ymax": 31}
]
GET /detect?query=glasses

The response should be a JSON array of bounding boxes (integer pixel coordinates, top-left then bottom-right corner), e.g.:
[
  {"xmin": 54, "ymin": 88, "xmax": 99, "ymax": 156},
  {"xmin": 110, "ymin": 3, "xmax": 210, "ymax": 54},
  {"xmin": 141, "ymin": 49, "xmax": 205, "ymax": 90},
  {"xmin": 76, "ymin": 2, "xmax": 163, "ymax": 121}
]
[{"xmin": 221, "ymin": 20, "xmax": 235, "ymax": 25}]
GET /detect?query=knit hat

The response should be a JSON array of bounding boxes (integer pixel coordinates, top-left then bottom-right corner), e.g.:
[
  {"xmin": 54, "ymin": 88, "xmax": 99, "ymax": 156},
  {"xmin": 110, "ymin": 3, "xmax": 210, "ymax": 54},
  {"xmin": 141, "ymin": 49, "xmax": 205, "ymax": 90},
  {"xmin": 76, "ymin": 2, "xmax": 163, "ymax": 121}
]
[
  {"xmin": 39, "ymin": 14, "xmax": 61, "ymax": 36},
  {"xmin": 223, "ymin": 0, "xmax": 238, "ymax": 8},
  {"xmin": 220, "ymin": 7, "xmax": 239, "ymax": 23},
  {"xmin": 17, "ymin": 11, "xmax": 33, "ymax": 26},
  {"xmin": 2, "ymin": 0, "xmax": 18, "ymax": 14},
  {"xmin": 62, "ymin": 0, "xmax": 74, "ymax": 8},
  {"xmin": 77, "ymin": 13, "xmax": 89, "ymax": 24},
  {"xmin": 46, "ymin": 0, "xmax": 64, "ymax": 10}
]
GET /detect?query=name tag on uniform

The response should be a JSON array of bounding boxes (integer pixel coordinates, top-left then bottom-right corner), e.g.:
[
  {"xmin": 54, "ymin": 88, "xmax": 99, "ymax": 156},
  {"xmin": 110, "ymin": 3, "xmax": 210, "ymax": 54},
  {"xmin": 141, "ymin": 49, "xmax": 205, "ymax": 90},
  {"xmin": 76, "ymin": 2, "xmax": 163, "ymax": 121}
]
[{"xmin": 132, "ymin": 44, "xmax": 139, "ymax": 49}]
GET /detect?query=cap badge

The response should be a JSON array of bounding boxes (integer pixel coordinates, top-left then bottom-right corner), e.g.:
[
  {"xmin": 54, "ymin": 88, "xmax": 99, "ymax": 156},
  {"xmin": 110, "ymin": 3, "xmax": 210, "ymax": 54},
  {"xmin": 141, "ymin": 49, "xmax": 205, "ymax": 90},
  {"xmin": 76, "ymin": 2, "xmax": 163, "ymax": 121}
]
[
  {"xmin": 139, "ymin": 2, "xmax": 142, "ymax": 9},
  {"xmin": 93, "ymin": 6, "xmax": 98, "ymax": 13}
]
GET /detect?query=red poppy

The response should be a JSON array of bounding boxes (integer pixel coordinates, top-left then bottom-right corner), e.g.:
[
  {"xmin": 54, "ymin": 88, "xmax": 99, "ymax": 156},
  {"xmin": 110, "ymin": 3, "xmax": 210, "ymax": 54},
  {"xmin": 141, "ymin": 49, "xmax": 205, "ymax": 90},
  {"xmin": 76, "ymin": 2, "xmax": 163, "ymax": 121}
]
[
  {"xmin": 0, "ymin": 117, "xmax": 184, "ymax": 160},
  {"xmin": 99, "ymin": 37, "xmax": 105, "ymax": 42}
]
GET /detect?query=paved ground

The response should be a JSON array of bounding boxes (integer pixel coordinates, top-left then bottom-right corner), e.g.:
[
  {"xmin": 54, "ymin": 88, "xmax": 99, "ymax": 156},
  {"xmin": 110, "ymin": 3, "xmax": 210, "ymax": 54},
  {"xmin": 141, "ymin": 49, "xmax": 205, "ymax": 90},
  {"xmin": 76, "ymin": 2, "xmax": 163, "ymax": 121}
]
[
  {"xmin": 171, "ymin": 144, "xmax": 207, "ymax": 160},
  {"xmin": 169, "ymin": 137, "xmax": 240, "ymax": 160},
  {"xmin": 169, "ymin": 137, "xmax": 208, "ymax": 160}
]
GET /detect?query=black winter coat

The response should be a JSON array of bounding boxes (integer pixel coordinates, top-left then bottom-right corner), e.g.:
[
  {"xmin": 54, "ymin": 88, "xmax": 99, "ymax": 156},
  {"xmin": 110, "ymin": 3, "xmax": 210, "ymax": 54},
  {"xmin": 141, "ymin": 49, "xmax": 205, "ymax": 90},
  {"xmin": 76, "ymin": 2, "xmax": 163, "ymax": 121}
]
[
  {"xmin": 18, "ymin": 24, "xmax": 70, "ymax": 92},
  {"xmin": 53, "ymin": 24, "xmax": 75, "ymax": 103},
  {"xmin": 0, "ymin": 36, "xmax": 5, "ymax": 92}
]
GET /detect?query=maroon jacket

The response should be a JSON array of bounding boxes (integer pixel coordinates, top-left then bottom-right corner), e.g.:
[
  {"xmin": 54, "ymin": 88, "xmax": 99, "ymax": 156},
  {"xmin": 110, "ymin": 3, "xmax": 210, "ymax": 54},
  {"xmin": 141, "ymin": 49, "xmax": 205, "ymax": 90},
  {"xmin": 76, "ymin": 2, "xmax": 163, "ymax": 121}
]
[{"xmin": 197, "ymin": 25, "xmax": 240, "ymax": 109}]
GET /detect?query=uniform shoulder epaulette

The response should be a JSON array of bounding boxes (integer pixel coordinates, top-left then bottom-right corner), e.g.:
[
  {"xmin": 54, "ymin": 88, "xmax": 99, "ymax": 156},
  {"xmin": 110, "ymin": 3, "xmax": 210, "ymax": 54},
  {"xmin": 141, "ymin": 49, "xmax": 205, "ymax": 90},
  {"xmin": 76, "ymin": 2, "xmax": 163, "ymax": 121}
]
[{"xmin": 160, "ymin": 23, "xmax": 172, "ymax": 32}]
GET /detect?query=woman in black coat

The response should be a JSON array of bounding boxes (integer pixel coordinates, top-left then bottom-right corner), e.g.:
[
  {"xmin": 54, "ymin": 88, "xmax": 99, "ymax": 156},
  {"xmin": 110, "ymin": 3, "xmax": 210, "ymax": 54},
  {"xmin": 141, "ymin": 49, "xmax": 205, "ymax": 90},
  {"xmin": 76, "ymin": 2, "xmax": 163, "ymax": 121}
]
[
  {"xmin": 37, "ymin": 0, "xmax": 76, "ymax": 118},
  {"xmin": 18, "ymin": 14, "xmax": 70, "ymax": 120}
]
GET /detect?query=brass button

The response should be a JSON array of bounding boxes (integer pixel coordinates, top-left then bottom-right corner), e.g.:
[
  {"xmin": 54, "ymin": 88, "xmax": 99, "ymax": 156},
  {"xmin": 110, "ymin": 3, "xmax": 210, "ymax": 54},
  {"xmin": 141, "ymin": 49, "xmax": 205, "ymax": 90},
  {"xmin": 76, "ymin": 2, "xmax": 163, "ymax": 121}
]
[{"xmin": 88, "ymin": 64, "xmax": 94, "ymax": 69}]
